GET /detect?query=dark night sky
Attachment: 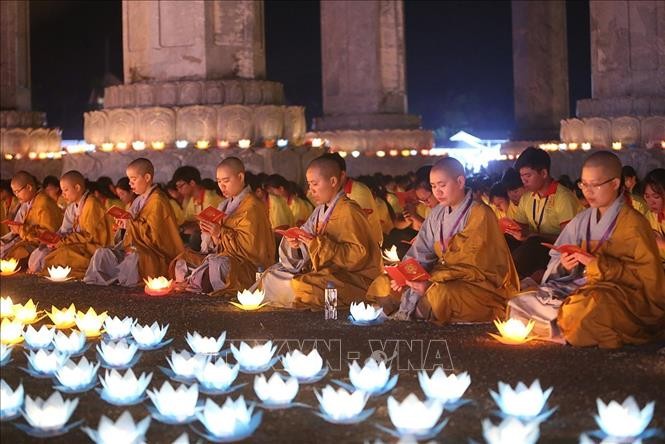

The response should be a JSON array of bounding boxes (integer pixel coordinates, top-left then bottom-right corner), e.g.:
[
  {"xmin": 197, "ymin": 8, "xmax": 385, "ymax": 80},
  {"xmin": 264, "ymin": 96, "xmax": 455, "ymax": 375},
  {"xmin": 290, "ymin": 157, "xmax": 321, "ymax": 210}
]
[{"xmin": 28, "ymin": 0, "xmax": 590, "ymax": 140}]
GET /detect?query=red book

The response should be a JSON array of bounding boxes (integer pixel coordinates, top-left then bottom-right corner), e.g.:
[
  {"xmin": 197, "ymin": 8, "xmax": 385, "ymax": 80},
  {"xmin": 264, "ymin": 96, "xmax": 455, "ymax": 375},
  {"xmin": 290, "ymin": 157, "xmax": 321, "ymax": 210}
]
[
  {"xmin": 362, "ymin": 208, "xmax": 374, "ymax": 216},
  {"xmin": 197, "ymin": 206, "xmax": 225, "ymax": 224},
  {"xmin": 275, "ymin": 227, "xmax": 311, "ymax": 239},
  {"xmin": 106, "ymin": 206, "xmax": 132, "ymax": 220},
  {"xmin": 541, "ymin": 242, "xmax": 587, "ymax": 255},
  {"xmin": 499, "ymin": 218, "xmax": 521, "ymax": 232},
  {"xmin": 38, "ymin": 231, "xmax": 61, "ymax": 245},
  {"xmin": 385, "ymin": 258, "xmax": 431, "ymax": 287},
  {"xmin": 1, "ymin": 219, "xmax": 22, "ymax": 227}
]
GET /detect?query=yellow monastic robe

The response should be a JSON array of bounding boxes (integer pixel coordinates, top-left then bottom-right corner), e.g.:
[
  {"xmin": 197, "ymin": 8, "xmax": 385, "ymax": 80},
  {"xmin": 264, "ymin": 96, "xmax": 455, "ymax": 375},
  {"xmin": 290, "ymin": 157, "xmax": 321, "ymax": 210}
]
[
  {"xmin": 268, "ymin": 194, "xmax": 294, "ymax": 229},
  {"xmin": 4, "ymin": 192, "xmax": 63, "ymax": 260},
  {"xmin": 376, "ymin": 197, "xmax": 394, "ymax": 235},
  {"xmin": 645, "ymin": 210, "xmax": 665, "ymax": 264},
  {"xmin": 124, "ymin": 189, "xmax": 184, "ymax": 280},
  {"xmin": 625, "ymin": 192, "xmax": 649, "ymax": 216},
  {"xmin": 169, "ymin": 198, "xmax": 185, "ymax": 227},
  {"xmin": 0, "ymin": 196, "xmax": 20, "ymax": 236},
  {"xmin": 288, "ymin": 196, "xmax": 314, "ymax": 226},
  {"xmin": 345, "ymin": 179, "xmax": 382, "ymax": 245},
  {"xmin": 558, "ymin": 206, "xmax": 665, "ymax": 348},
  {"xmin": 386, "ymin": 192, "xmax": 402, "ymax": 215},
  {"xmin": 42, "ymin": 195, "xmax": 114, "ymax": 278}
]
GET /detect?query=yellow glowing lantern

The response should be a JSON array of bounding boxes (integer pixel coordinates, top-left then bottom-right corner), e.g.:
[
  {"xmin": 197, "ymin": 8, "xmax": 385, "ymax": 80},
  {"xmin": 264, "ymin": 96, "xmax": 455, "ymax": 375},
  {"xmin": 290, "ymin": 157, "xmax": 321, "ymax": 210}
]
[
  {"xmin": 0, "ymin": 258, "xmax": 20, "ymax": 276},
  {"xmin": 581, "ymin": 142, "xmax": 591, "ymax": 151},
  {"xmin": 489, "ymin": 318, "xmax": 535, "ymax": 345},
  {"xmin": 612, "ymin": 141, "xmax": 622, "ymax": 151},
  {"xmin": 196, "ymin": 140, "xmax": 210, "ymax": 150},
  {"xmin": 401, "ymin": 149, "xmax": 411, "ymax": 157},
  {"xmin": 567, "ymin": 143, "xmax": 578, "ymax": 150},
  {"xmin": 0, "ymin": 318, "xmax": 24, "ymax": 345},
  {"xmin": 389, "ymin": 149, "xmax": 399, "ymax": 157},
  {"xmin": 338, "ymin": 151, "xmax": 348, "ymax": 158},
  {"xmin": 151, "ymin": 141, "xmax": 165, "ymax": 150},
  {"xmin": 1, "ymin": 296, "xmax": 15, "ymax": 318},
  {"xmin": 218, "ymin": 140, "xmax": 230, "ymax": 149},
  {"xmin": 420, "ymin": 149, "xmax": 430, "ymax": 156},
  {"xmin": 28, "ymin": 152, "xmax": 38, "ymax": 160},
  {"xmin": 46, "ymin": 265, "xmax": 72, "ymax": 282},
  {"xmin": 100, "ymin": 142, "xmax": 114, "ymax": 152},
  {"xmin": 116, "ymin": 142, "xmax": 128, "ymax": 151},
  {"xmin": 4, "ymin": 154, "xmax": 13, "ymax": 160},
  {"xmin": 132, "ymin": 140, "xmax": 146, "ymax": 151},
  {"xmin": 230, "ymin": 289, "xmax": 267, "ymax": 311},
  {"xmin": 660, "ymin": 140, "xmax": 665, "ymax": 149},
  {"xmin": 75, "ymin": 308, "xmax": 107, "ymax": 337},
  {"xmin": 144, "ymin": 276, "xmax": 173, "ymax": 296},
  {"xmin": 47, "ymin": 304, "xmax": 77, "ymax": 329},
  {"xmin": 238, "ymin": 139, "xmax": 252, "ymax": 149},
  {"xmin": 13, "ymin": 299, "xmax": 41, "ymax": 324}
]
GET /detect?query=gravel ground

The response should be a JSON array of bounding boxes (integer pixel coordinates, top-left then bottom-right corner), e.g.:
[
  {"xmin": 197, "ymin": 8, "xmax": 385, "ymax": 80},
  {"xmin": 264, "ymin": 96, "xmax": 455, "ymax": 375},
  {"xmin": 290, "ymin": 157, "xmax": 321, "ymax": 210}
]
[{"xmin": 1, "ymin": 275, "xmax": 664, "ymax": 444}]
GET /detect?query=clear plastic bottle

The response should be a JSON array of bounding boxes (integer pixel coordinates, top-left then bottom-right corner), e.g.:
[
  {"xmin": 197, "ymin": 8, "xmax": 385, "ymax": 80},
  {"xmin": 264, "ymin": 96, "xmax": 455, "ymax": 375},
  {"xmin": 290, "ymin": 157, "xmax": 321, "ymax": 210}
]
[
  {"xmin": 256, "ymin": 265, "xmax": 264, "ymax": 283},
  {"xmin": 324, "ymin": 281, "xmax": 337, "ymax": 320}
]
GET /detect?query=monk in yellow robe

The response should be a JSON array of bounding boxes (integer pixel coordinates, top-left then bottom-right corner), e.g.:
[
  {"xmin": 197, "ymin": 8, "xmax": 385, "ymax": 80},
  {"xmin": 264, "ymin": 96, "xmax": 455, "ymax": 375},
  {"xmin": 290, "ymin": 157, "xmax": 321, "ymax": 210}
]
[
  {"xmin": 264, "ymin": 174, "xmax": 313, "ymax": 226},
  {"xmin": 27, "ymin": 171, "xmax": 114, "ymax": 278},
  {"xmin": 508, "ymin": 152, "xmax": 665, "ymax": 348},
  {"xmin": 170, "ymin": 157, "xmax": 275, "ymax": 296},
  {"xmin": 84, "ymin": 158, "xmax": 184, "ymax": 286},
  {"xmin": 0, "ymin": 181, "xmax": 20, "ymax": 237},
  {"xmin": 643, "ymin": 168, "xmax": 665, "ymax": 265},
  {"xmin": 1, "ymin": 171, "xmax": 63, "ymax": 262},
  {"xmin": 258, "ymin": 155, "xmax": 382, "ymax": 308},
  {"xmin": 367, "ymin": 157, "xmax": 519, "ymax": 324}
]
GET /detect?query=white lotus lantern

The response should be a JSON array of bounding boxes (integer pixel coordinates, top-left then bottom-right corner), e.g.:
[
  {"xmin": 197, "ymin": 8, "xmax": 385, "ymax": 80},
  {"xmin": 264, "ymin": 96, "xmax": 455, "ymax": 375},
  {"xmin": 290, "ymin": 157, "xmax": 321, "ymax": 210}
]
[
  {"xmin": 82, "ymin": 411, "xmax": 151, "ymax": 444},
  {"xmin": 349, "ymin": 358, "xmax": 393, "ymax": 394},
  {"xmin": 349, "ymin": 302, "xmax": 384, "ymax": 323},
  {"xmin": 315, "ymin": 385, "xmax": 369, "ymax": 422},
  {"xmin": 231, "ymin": 341, "xmax": 277, "ymax": 371},
  {"xmin": 47, "ymin": 265, "xmax": 71, "ymax": 281},
  {"xmin": 490, "ymin": 318, "xmax": 535, "ymax": 345},
  {"xmin": 131, "ymin": 321, "xmax": 168, "ymax": 348},
  {"xmin": 0, "ymin": 343, "xmax": 11, "ymax": 363},
  {"xmin": 185, "ymin": 331, "xmax": 226, "ymax": 354},
  {"xmin": 166, "ymin": 350, "xmax": 209, "ymax": 378},
  {"xmin": 196, "ymin": 396, "xmax": 261, "ymax": 440},
  {"xmin": 382, "ymin": 245, "xmax": 400, "ymax": 263},
  {"xmin": 387, "ymin": 393, "xmax": 444, "ymax": 436},
  {"xmin": 1, "ymin": 296, "xmax": 15, "ymax": 318},
  {"xmin": 231, "ymin": 289, "xmax": 267, "ymax": 310},
  {"xmin": 482, "ymin": 417, "xmax": 540, "ymax": 444},
  {"xmin": 47, "ymin": 304, "xmax": 76, "ymax": 329},
  {"xmin": 24, "ymin": 325, "xmax": 55, "ymax": 349},
  {"xmin": 147, "ymin": 381, "xmax": 199, "ymax": 423},
  {"xmin": 99, "ymin": 368, "xmax": 152, "ymax": 405},
  {"xmin": 75, "ymin": 308, "xmax": 107, "ymax": 337},
  {"xmin": 22, "ymin": 391, "xmax": 78, "ymax": 430},
  {"xmin": 254, "ymin": 373, "xmax": 298, "ymax": 405},
  {"xmin": 0, "ymin": 318, "xmax": 24, "ymax": 345},
  {"xmin": 13, "ymin": 299, "xmax": 39, "ymax": 324},
  {"xmin": 103, "ymin": 316, "xmax": 134, "ymax": 340},
  {"xmin": 281, "ymin": 349, "xmax": 323, "ymax": 380},
  {"xmin": 418, "ymin": 368, "xmax": 471, "ymax": 404},
  {"xmin": 594, "ymin": 396, "xmax": 655, "ymax": 439},
  {"xmin": 54, "ymin": 356, "xmax": 99, "ymax": 390},
  {"xmin": 52, "ymin": 330, "xmax": 86, "ymax": 355},
  {"xmin": 0, "ymin": 258, "xmax": 19, "ymax": 276},
  {"xmin": 195, "ymin": 359, "xmax": 239, "ymax": 391},
  {"xmin": 26, "ymin": 348, "xmax": 67, "ymax": 374},
  {"xmin": 143, "ymin": 276, "xmax": 173, "ymax": 296},
  {"xmin": 97, "ymin": 339, "xmax": 138, "ymax": 367},
  {"xmin": 0, "ymin": 380, "xmax": 23, "ymax": 418},
  {"xmin": 490, "ymin": 380, "xmax": 553, "ymax": 420}
]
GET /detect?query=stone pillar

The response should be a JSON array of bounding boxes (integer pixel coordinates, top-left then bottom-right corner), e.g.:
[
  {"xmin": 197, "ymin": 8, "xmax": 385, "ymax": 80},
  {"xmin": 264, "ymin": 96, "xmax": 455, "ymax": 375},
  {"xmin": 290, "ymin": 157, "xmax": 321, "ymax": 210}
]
[
  {"xmin": 123, "ymin": 0, "xmax": 265, "ymax": 82},
  {"xmin": 511, "ymin": 0, "xmax": 569, "ymax": 140}
]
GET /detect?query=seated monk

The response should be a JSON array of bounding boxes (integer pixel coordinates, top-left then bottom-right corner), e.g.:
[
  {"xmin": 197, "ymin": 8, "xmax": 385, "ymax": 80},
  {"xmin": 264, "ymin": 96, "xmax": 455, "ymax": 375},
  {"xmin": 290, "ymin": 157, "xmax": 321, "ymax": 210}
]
[
  {"xmin": 170, "ymin": 157, "xmax": 274, "ymax": 295},
  {"xmin": 257, "ymin": 155, "xmax": 382, "ymax": 308},
  {"xmin": 1, "ymin": 171, "xmax": 63, "ymax": 263},
  {"xmin": 83, "ymin": 158, "xmax": 184, "ymax": 286},
  {"xmin": 0, "ymin": 180, "xmax": 20, "ymax": 237},
  {"xmin": 367, "ymin": 157, "xmax": 519, "ymax": 324},
  {"xmin": 642, "ymin": 168, "xmax": 665, "ymax": 266},
  {"xmin": 508, "ymin": 152, "xmax": 665, "ymax": 348},
  {"xmin": 27, "ymin": 170, "xmax": 114, "ymax": 278}
]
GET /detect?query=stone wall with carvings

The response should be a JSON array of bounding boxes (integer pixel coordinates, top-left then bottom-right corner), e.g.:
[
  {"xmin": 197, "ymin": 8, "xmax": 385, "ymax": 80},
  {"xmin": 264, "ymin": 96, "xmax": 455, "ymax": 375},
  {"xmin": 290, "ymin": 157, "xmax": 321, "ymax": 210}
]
[
  {"xmin": 0, "ymin": 127, "xmax": 62, "ymax": 157},
  {"xmin": 560, "ymin": 116, "xmax": 665, "ymax": 147},
  {"xmin": 307, "ymin": 129, "xmax": 433, "ymax": 153}
]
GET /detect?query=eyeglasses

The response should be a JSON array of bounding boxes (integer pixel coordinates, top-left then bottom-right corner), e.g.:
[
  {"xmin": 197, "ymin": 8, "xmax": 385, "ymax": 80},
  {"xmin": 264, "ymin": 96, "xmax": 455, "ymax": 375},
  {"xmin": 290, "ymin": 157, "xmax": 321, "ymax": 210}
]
[
  {"xmin": 12, "ymin": 185, "xmax": 26, "ymax": 196},
  {"xmin": 577, "ymin": 177, "xmax": 617, "ymax": 192}
]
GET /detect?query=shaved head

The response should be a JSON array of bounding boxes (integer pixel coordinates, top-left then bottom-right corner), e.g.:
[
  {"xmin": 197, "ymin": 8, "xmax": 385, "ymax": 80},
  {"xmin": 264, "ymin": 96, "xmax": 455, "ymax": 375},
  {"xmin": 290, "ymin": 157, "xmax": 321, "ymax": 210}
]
[
  {"xmin": 60, "ymin": 170, "xmax": 86, "ymax": 188},
  {"xmin": 431, "ymin": 157, "xmax": 465, "ymax": 180},
  {"xmin": 582, "ymin": 151, "xmax": 622, "ymax": 179},
  {"xmin": 218, "ymin": 156, "xmax": 245, "ymax": 174},
  {"xmin": 11, "ymin": 170, "xmax": 37, "ymax": 187},
  {"xmin": 307, "ymin": 155, "xmax": 343, "ymax": 180},
  {"xmin": 127, "ymin": 158, "xmax": 154, "ymax": 177}
]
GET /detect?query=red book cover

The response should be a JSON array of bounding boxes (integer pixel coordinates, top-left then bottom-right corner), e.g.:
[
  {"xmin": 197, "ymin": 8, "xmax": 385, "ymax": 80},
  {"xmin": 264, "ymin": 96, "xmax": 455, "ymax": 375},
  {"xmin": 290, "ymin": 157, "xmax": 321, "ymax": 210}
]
[
  {"xmin": 275, "ymin": 227, "xmax": 311, "ymax": 239},
  {"xmin": 362, "ymin": 208, "xmax": 374, "ymax": 216},
  {"xmin": 106, "ymin": 206, "xmax": 132, "ymax": 220},
  {"xmin": 499, "ymin": 218, "xmax": 521, "ymax": 232},
  {"xmin": 197, "ymin": 206, "xmax": 225, "ymax": 223},
  {"xmin": 385, "ymin": 258, "xmax": 431, "ymax": 287},
  {"xmin": 1, "ymin": 219, "xmax": 22, "ymax": 227},
  {"xmin": 38, "ymin": 231, "xmax": 61, "ymax": 245},
  {"xmin": 541, "ymin": 242, "xmax": 586, "ymax": 255}
]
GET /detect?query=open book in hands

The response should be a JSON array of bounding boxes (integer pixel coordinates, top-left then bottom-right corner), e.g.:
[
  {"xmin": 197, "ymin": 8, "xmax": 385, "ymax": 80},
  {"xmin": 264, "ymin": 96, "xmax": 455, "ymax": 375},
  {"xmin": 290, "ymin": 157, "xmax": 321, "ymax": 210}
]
[
  {"xmin": 197, "ymin": 206, "xmax": 226, "ymax": 224},
  {"xmin": 385, "ymin": 258, "xmax": 431, "ymax": 288},
  {"xmin": 37, "ymin": 230, "xmax": 61, "ymax": 245},
  {"xmin": 106, "ymin": 206, "xmax": 132, "ymax": 220},
  {"xmin": 541, "ymin": 242, "xmax": 587, "ymax": 255},
  {"xmin": 275, "ymin": 227, "xmax": 312, "ymax": 240},
  {"xmin": 498, "ymin": 218, "xmax": 521, "ymax": 233}
]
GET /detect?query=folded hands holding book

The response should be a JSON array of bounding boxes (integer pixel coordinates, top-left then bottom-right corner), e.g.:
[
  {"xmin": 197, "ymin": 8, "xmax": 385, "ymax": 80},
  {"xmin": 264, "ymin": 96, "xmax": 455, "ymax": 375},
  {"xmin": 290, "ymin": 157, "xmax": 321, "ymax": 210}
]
[{"xmin": 386, "ymin": 258, "xmax": 432, "ymax": 296}]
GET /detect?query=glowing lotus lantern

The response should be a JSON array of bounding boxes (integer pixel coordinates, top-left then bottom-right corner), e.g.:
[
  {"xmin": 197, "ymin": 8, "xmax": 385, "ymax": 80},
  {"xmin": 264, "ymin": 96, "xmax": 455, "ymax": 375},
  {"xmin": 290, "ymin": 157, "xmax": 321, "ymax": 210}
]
[
  {"xmin": 54, "ymin": 356, "xmax": 99, "ymax": 391},
  {"xmin": 348, "ymin": 358, "xmax": 397, "ymax": 395},
  {"xmin": 52, "ymin": 330, "xmax": 86, "ymax": 355},
  {"xmin": 281, "ymin": 349, "xmax": 324, "ymax": 381},
  {"xmin": 231, "ymin": 289, "xmax": 267, "ymax": 310},
  {"xmin": 13, "ymin": 299, "xmax": 40, "ymax": 324},
  {"xmin": 349, "ymin": 302, "xmax": 384, "ymax": 323},
  {"xmin": 147, "ymin": 381, "xmax": 199, "ymax": 424},
  {"xmin": 47, "ymin": 304, "xmax": 76, "ymax": 329},
  {"xmin": 418, "ymin": 368, "xmax": 471, "ymax": 404},
  {"xmin": 99, "ymin": 368, "xmax": 152, "ymax": 405},
  {"xmin": 315, "ymin": 385, "xmax": 370, "ymax": 423},
  {"xmin": 26, "ymin": 349, "xmax": 67, "ymax": 375},
  {"xmin": 195, "ymin": 359, "xmax": 239, "ymax": 391},
  {"xmin": 382, "ymin": 245, "xmax": 400, "ymax": 263},
  {"xmin": 1, "ymin": 296, "xmax": 15, "ymax": 318},
  {"xmin": 0, "ymin": 318, "xmax": 24, "ymax": 345},
  {"xmin": 185, "ymin": 331, "xmax": 226, "ymax": 354},
  {"xmin": 254, "ymin": 373, "xmax": 299, "ymax": 406},
  {"xmin": 231, "ymin": 341, "xmax": 277, "ymax": 372},
  {"xmin": 103, "ymin": 316, "xmax": 135, "ymax": 340},
  {"xmin": 82, "ymin": 411, "xmax": 151, "ymax": 444},
  {"xmin": 24, "ymin": 325, "xmax": 55, "ymax": 349},
  {"xmin": 490, "ymin": 380, "xmax": 554, "ymax": 421},
  {"xmin": 22, "ymin": 391, "xmax": 79, "ymax": 431},
  {"xmin": 166, "ymin": 350, "xmax": 209, "ymax": 379},
  {"xmin": 130, "ymin": 322, "xmax": 169, "ymax": 348},
  {"xmin": 0, "ymin": 380, "xmax": 23, "ymax": 419},
  {"xmin": 196, "ymin": 396, "xmax": 262, "ymax": 441},
  {"xmin": 387, "ymin": 393, "xmax": 445, "ymax": 436},
  {"xmin": 144, "ymin": 276, "xmax": 173, "ymax": 296},
  {"xmin": 47, "ymin": 265, "xmax": 72, "ymax": 282},
  {"xmin": 0, "ymin": 258, "xmax": 19, "ymax": 276},
  {"xmin": 75, "ymin": 308, "xmax": 107, "ymax": 337},
  {"xmin": 482, "ymin": 417, "xmax": 540, "ymax": 444},
  {"xmin": 97, "ymin": 339, "xmax": 139, "ymax": 367},
  {"xmin": 594, "ymin": 396, "xmax": 655, "ymax": 440},
  {"xmin": 490, "ymin": 318, "xmax": 535, "ymax": 345}
]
